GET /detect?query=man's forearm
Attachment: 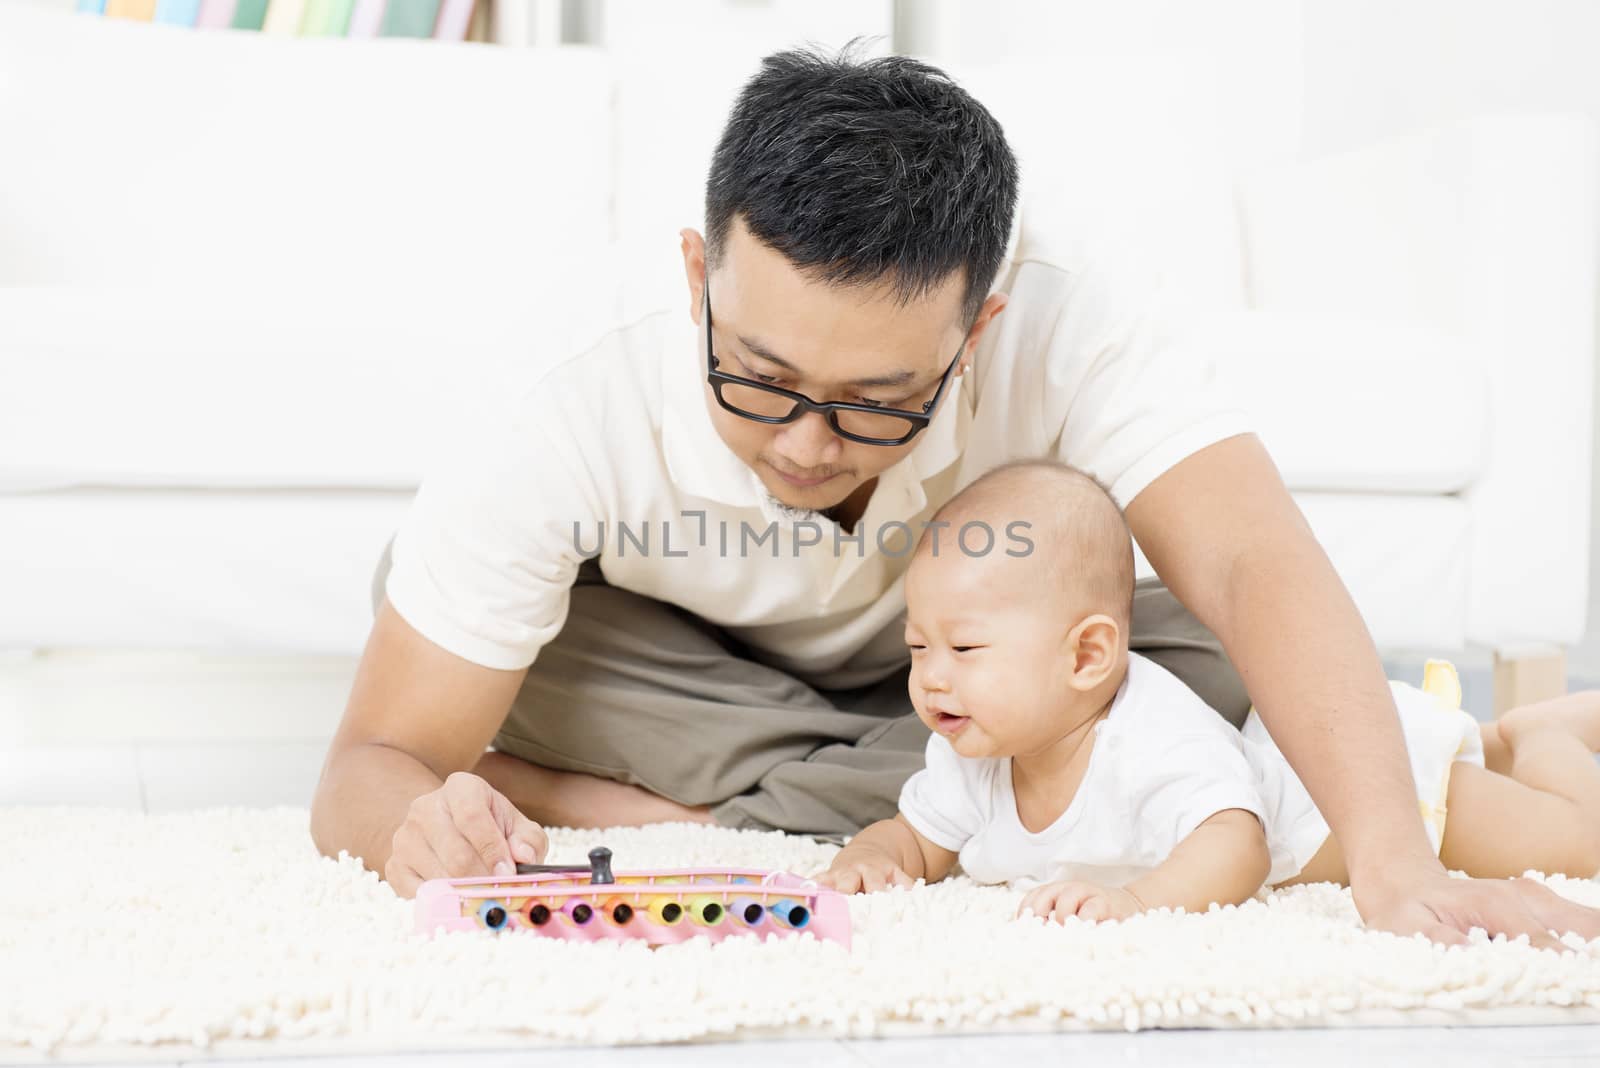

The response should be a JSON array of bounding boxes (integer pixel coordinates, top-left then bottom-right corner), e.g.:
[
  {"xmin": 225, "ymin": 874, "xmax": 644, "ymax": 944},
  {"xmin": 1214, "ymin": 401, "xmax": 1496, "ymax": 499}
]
[
  {"xmin": 1221, "ymin": 539, "xmax": 1437, "ymax": 877},
  {"xmin": 310, "ymin": 741, "xmax": 444, "ymax": 875}
]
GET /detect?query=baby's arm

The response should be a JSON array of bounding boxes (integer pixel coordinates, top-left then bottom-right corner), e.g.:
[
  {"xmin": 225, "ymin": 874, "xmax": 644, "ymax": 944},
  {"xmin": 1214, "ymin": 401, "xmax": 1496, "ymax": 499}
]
[
  {"xmin": 1021, "ymin": 809, "xmax": 1271, "ymax": 923},
  {"xmin": 815, "ymin": 814, "xmax": 959, "ymax": 893},
  {"xmin": 1124, "ymin": 808, "xmax": 1272, "ymax": 912}
]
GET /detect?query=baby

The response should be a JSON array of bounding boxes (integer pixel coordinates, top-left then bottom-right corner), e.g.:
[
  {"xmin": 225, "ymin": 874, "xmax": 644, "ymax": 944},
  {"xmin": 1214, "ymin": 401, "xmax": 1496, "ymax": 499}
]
[{"xmin": 816, "ymin": 459, "xmax": 1600, "ymax": 922}]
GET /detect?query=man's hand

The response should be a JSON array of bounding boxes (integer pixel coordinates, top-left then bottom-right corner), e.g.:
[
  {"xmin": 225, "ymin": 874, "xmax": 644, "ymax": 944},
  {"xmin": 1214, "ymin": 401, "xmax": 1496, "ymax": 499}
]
[
  {"xmin": 1354, "ymin": 858, "xmax": 1600, "ymax": 950},
  {"xmin": 1018, "ymin": 880, "xmax": 1144, "ymax": 924},
  {"xmin": 385, "ymin": 771, "xmax": 549, "ymax": 898},
  {"xmin": 813, "ymin": 847, "xmax": 916, "ymax": 894}
]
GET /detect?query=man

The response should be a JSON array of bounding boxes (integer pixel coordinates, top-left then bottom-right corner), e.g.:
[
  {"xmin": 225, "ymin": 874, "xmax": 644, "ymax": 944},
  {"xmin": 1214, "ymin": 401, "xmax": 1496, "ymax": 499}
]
[{"xmin": 311, "ymin": 47, "xmax": 1600, "ymax": 946}]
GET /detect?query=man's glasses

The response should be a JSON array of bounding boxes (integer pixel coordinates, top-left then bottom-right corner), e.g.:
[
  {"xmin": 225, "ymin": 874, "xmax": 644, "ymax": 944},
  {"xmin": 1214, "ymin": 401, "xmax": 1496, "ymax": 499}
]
[{"xmin": 703, "ymin": 281, "xmax": 967, "ymax": 447}]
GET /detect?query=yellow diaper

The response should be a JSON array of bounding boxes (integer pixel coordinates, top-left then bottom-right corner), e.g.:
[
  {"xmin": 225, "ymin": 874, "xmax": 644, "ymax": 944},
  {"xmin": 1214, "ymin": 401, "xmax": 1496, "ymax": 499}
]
[
  {"xmin": 1415, "ymin": 658, "xmax": 1476, "ymax": 854},
  {"xmin": 1241, "ymin": 658, "xmax": 1484, "ymax": 859}
]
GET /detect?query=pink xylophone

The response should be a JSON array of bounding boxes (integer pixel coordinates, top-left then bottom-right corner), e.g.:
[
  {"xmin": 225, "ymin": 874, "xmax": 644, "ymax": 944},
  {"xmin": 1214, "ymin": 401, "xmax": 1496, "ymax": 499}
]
[{"xmin": 414, "ymin": 847, "xmax": 851, "ymax": 949}]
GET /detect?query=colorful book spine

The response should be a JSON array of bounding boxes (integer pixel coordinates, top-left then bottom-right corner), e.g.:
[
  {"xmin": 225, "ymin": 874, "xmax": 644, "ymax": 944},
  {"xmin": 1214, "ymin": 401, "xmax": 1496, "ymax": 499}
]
[
  {"xmin": 298, "ymin": 0, "xmax": 331, "ymax": 33},
  {"xmin": 346, "ymin": 0, "xmax": 384, "ymax": 36},
  {"xmin": 154, "ymin": 0, "xmax": 202, "ymax": 24},
  {"xmin": 230, "ymin": 0, "xmax": 268, "ymax": 28},
  {"xmin": 324, "ymin": 0, "xmax": 355, "ymax": 33},
  {"xmin": 261, "ymin": 0, "xmax": 306, "ymax": 34},
  {"xmin": 432, "ymin": 0, "xmax": 470, "ymax": 40},
  {"xmin": 379, "ymin": 0, "xmax": 438, "ymax": 38},
  {"xmin": 302, "ymin": 0, "xmax": 354, "ymax": 35},
  {"xmin": 105, "ymin": 0, "xmax": 157, "ymax": 18},
  {"xmin": 196, "ymin": 0, "xmax": 237, "ymax": 26}
]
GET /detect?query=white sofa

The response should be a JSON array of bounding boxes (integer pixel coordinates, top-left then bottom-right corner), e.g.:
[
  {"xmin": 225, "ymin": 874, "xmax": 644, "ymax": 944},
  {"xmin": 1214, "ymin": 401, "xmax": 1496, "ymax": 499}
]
[{"xmin": 1, "ymin": 7, "xmax": 1593, "ymax": 689}]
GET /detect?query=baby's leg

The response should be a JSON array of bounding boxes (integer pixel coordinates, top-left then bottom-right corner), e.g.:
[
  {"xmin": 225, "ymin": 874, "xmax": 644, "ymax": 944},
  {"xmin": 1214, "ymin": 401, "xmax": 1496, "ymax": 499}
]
[
  {"xmin": 1480, "ymin": 690, "xmax": 1600, "ymax": 775},
  {"xmin": 1439, "ymin": 758, "xmax": 1600, "ymax": 879},
  {"xmin": 1279, "ymin": 695, "xmax": 1600, "ymax": 888}
]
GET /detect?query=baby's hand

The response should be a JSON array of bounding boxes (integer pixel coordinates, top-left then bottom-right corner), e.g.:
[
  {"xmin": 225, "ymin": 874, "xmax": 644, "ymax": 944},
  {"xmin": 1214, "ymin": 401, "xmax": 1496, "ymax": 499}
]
[
  {"xmin": 813, "ymin": 848, "xmax": 915, "ymax": 894},
  {"xmin": 1018, "ymin": 880, "xmax": 1144, "ymax": 924}
]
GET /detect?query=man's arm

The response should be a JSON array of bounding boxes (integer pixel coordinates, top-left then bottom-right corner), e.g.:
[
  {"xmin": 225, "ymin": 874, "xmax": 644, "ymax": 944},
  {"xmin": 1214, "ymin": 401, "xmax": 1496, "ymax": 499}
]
[
  {"xmin": 310, "ymin": 598, "xmax": 545, "ymax": 896},
  {"xmin": 1125, "ymin": 433, "xmax": 1600, "ymax": 945}
]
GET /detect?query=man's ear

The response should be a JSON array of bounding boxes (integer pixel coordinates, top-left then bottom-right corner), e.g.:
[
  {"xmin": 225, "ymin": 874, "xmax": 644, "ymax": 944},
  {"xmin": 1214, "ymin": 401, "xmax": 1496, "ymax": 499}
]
[
  {"xmin": 958, "ymin": 291, "xmax": 1009, "ymax": 374},
  {"xmin": 680, "ymin": 228, "xmax": 707, "ymax": 324},
  {"xmin": 1065, "ymin": 613, "xmax": 1122, "ymax": 692}
]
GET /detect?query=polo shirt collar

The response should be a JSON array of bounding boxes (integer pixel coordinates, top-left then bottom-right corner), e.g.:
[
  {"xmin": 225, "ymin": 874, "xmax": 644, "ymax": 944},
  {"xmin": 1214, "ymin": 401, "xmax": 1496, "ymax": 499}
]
[{"xmin": 661, "ymin": 315, "xmax": 769, "ymax": 510}]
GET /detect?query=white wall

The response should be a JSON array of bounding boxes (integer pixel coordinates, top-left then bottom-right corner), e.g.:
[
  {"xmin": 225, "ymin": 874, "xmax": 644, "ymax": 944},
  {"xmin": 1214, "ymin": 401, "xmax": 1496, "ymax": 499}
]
[
  {"xmin": 905, "ymin": 0, "xmax": 1600, "ymax": 651},
  {"xmin": 1295, "ymin": 0, "xmax": 1600, "ymax": 652}
]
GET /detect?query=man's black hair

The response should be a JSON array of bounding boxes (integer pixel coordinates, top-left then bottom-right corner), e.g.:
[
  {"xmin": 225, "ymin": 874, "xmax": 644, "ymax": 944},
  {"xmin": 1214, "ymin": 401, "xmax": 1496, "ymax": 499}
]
[{"xmin": 705, "ymin": 42, "xmax": 1019, "ymax": 327}]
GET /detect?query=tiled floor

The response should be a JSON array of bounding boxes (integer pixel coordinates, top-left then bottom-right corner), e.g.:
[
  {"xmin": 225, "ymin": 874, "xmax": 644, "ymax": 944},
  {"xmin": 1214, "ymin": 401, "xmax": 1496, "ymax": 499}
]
[
  {"xmin": 5, "ymin": 650, "xmax": 1600, "ymax": 1065},
  {"xmin": 60, "ymin": 1026, "xmax": 1600, "ymax": 1067}
]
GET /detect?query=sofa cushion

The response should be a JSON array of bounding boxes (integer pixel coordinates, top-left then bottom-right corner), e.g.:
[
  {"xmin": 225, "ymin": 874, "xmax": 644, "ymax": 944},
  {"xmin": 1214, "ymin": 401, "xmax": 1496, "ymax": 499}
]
[{"xmin": 0, "ymin": 283, "xmax": 644, "ymax": 492}]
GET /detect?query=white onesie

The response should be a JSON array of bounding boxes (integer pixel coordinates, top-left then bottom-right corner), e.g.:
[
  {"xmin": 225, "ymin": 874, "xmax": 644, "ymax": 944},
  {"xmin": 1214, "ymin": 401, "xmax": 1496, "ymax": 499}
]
[{"xmin": 897, "ymin": 652, "xmax": 1483, "ymax": 888}]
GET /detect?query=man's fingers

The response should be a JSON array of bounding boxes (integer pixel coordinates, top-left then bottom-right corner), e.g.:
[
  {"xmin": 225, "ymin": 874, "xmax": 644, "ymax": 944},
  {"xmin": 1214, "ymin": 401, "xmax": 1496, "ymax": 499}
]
[
  {"xmin": 1526, "ymin": 929, "xmax": 1567, "ymax": 952},
  {"xmin": 1417, "ymin": 922, "xmax": 1470, "ymax": 947},
  {"xmin": 386, "ymin": 861, "xmax": 424, "ymax": 900},
  {"xmin": 488, "ymin": 786, "xmax": 549, "ymax": 865},
  {"xmin": 507, "ymin": 814, "xmax": 549, "ymax": 866},
  {"xmin": 390, "ymin": 835, "xmax": 453, "ymax": 898},
  {"xmin": 1515, "ymin": 878, "xmax": 1600, "ymax": 941},
  {"xmin": 445, "ymin": 781, "xmax": 516, "ymax": 876},
  {"xmin": 422, "ymin": 799, "xmax": 498, "ymax": 877}
]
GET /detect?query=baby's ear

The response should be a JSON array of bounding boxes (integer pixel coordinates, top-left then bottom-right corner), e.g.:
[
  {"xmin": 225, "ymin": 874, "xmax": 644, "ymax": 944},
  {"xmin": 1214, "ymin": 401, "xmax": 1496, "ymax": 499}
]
[{"xmin": 1066, "ymin": 614, "xmax": 1122, "ymax": 690}]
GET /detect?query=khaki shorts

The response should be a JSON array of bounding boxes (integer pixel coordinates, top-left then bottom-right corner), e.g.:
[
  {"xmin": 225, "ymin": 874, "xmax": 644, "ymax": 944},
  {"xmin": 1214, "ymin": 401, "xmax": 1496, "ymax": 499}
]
[{"xmin": 371, "ymin": 544, "xmax": 1249, "ymax": 837}]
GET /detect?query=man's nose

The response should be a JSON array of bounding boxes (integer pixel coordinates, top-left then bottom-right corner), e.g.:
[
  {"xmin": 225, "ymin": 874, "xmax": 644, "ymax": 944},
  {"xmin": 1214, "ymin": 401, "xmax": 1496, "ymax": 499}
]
[{"xmin": 773, "ymin": 411, "xmax": 841, "ymax": 466}]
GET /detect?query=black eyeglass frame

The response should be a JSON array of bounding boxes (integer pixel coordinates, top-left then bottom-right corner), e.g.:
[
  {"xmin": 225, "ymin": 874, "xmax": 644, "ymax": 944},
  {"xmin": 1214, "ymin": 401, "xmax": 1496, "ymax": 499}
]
[{"xmin": 702, "ymin": 280, "xmax": 968, "ymax": 447}]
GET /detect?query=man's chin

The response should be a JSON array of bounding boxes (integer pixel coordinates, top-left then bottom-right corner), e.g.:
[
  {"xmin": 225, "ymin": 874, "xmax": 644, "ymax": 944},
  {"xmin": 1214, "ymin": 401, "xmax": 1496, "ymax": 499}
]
[{"xmin": 760, "ymin": 470, "xmax": 852, "ymax": 513}]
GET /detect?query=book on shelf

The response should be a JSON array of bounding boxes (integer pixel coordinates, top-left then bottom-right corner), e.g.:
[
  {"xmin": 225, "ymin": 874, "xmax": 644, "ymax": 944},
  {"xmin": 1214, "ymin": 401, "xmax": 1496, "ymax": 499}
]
[
  {"xmin": 154, "ymin": 0, "xmax": 201, "ymax": 23},
  {"xmin": 433, "ymin": 0, "xmax": 471, "ymax": 40},
  {"xmin": 261, "ymin": 0, "xmax": 306, "ymax": 34},
  {"xmin": 196, "ymin": 0, "xmax": 237, "ymax": 27},
  {"xmin": 105, "ymin": 0, "xmax": 157, "ymax": 19},
  {"xmin": 379, "ymin": 0, "xmax": 439, "ymax": 38},
  {"xmin": 230, "ymin": 0, "xmax": 268, "ymax": 29},
  {"xmin": 299, "ymin": 0, "xmax": 355, "ymax": 34},
  {"xmin": 346, "ymin": 0, "xmax": 384, "ymax": 37}
]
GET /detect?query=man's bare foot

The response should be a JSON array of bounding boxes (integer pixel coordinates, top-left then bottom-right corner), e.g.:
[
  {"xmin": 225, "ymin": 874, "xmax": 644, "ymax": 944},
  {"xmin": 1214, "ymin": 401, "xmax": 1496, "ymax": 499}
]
[{"xmin": 472, "ymin": 750, "xmax": 718, "ymax": 829}]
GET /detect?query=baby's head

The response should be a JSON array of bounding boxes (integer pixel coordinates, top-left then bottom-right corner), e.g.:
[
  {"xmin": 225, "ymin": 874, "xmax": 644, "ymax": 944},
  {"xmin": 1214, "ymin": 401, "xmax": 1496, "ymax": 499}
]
[{"xmin": 904, "ymin": 460, "xmax": 1134, "ymax": 759}]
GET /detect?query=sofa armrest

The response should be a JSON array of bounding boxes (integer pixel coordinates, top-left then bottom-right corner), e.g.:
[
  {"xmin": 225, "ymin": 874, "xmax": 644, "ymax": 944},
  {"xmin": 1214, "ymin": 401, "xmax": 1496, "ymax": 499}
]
[{"xmin": 1238, "ymin": 115, "xmax": 1598, "ymax": 647}]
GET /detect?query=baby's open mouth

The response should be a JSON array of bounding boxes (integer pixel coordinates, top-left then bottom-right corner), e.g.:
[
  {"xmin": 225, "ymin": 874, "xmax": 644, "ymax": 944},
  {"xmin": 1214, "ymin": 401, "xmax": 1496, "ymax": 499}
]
[{"xmin": 932, "ymin": 711, "xmax": 970, "ymax": 736}]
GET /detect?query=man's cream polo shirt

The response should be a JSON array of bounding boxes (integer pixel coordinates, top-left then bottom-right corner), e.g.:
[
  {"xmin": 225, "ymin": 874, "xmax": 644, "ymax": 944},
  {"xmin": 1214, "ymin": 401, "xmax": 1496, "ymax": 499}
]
[{"xmin": 385, "ymin": 235, "xmax": 1251, "ymax": 689}]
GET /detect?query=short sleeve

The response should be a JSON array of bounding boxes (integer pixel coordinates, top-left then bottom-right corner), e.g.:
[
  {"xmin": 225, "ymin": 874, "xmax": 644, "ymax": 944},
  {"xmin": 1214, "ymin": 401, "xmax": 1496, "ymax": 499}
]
[
  {"xmin": 1034, "ymin": 256, "xmax": 1253, "ymax": 508},
  {"xmin": 384, "ymin": 391, "xmax": 603, "ymax": 672},
  {"xmin": 1130, "ymin": 730, "xmax": 1268, "ymax": 855},
  {"xmin": 897, "ymin": 735, "xmax": 990, "ymax": 853}
]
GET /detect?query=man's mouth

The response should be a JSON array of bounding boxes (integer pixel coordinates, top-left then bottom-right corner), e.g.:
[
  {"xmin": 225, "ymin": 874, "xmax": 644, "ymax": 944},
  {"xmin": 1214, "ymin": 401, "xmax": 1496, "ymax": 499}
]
[{"xmin": 767, "ymin": 461, "xmax": 838, "ymax": 489}]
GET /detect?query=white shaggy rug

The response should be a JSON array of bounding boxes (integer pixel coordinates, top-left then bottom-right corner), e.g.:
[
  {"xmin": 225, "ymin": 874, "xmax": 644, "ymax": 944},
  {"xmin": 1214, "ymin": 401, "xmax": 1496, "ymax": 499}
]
[{"xmin": 4, "ymin": 807, "xmax": 1600, "ymax": 1062}]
